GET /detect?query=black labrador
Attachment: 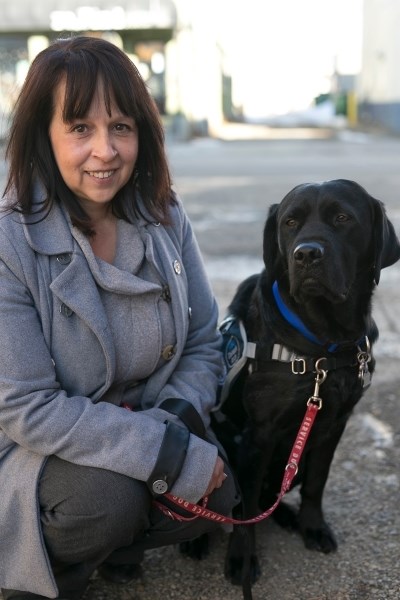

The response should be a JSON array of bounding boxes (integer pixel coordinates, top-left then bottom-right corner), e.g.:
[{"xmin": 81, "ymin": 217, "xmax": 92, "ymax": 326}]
[{"xmin": 212, "ymin": 179, "xmax": 400, "ymax": 591}]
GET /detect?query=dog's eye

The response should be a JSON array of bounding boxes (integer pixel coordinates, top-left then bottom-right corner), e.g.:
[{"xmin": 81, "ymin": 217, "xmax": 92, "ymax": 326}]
[
  {"xmin": 336, "ymin": 213, "xmax": 350, "ymax": 223},
  {"xmin": 285, "ymin": 218, "xmax": 297, "ymax": 227}
]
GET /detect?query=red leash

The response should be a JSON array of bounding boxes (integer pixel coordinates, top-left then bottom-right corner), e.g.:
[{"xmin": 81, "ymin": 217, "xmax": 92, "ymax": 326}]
[{"xmin": 154, "ymin": 394, "xmax": 323, "ymax": 525}]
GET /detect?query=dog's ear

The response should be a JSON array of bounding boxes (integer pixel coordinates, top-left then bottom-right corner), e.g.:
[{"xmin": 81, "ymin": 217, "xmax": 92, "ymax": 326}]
[
  {"xmin": 262, "ymin": 203, "xmax": 280, "ymax": 275},
  {"xmin": 372, "ymin": 199, "xmax": 400, "ymax": 284}
]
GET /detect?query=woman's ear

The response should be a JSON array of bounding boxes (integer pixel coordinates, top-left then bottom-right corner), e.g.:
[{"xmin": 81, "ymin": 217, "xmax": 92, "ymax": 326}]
[{"xmin": 372, "ymin": 198, "xmax": 400, "ymax": 284}]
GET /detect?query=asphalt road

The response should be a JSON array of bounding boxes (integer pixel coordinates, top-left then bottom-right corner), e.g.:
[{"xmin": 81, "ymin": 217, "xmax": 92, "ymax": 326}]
[{"xmin": 0, "ymin": 125, "xmax": 399, "ymax": 599}]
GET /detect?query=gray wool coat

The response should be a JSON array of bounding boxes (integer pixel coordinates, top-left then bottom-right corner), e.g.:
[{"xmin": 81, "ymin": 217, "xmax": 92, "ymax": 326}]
[{"xmin": 0, "ymin": 194, "xmax": 223, "ymax": 597}]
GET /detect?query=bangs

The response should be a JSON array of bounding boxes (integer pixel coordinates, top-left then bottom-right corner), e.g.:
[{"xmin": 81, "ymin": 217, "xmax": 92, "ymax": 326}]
[{"xmin": 61, "ymin": 49, "xmax": 139, "ymax": 121}]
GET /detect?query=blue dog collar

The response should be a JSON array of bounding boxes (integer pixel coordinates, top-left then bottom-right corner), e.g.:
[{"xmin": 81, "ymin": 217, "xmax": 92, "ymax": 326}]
[{"xmin": 272, "ymin": 280, "xmax": 338, "ymax": 352}]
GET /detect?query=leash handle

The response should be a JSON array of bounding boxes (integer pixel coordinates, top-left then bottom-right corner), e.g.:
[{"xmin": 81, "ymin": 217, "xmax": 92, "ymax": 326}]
[{"xmin": 154, "ymin": 401, "xmax": 321, "ymax": 525}]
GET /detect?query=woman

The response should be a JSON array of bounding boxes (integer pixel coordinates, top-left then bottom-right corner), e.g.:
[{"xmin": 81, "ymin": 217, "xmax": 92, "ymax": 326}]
[{"xmin": 0, "ymin": 36, "xmax": 238, "ymax": 599}]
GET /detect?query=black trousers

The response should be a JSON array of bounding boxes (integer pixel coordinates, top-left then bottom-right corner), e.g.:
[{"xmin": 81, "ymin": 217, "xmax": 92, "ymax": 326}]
[{"xmin": 2, "ymin": 455, "xmax": 239, "ymax": 600}]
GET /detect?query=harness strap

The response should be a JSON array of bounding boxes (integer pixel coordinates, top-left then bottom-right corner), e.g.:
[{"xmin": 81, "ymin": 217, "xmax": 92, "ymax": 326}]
[
  {"xmin": 216, "ymin": 314, "xmax": 369, "ymax": 412},
  {"xmin": 249, "ymin": 342, "xmax": 359, "ymax": 374}
]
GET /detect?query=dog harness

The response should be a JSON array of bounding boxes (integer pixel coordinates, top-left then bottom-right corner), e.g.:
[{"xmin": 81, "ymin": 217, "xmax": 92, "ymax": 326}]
[{"xmin": 215, "ymin": 283, "xmax": 372, "ymax": 410}]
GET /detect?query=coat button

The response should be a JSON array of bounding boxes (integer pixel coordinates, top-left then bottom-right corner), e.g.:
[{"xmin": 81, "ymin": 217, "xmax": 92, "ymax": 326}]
[
  {"xmin": 173, "ymin": 260, "xmax": 182, "ymax": 275},
  {"xmin": 60, "ymin": 303, "xmax": 73, "ymax": 317},
  {"xmin": 56, "ymin": 254, "xmax": 72, "ymax": 265},
  {"xmin": 161, "ymin": 284, "xmax": 171, "ymax": 302},
  {"xmin": 152, "ymin": 479, "xmax": 168, "ymax": 494},
  {"xmin": 162, "ymin": 344, "xmax": 175, "ymax": 361}
]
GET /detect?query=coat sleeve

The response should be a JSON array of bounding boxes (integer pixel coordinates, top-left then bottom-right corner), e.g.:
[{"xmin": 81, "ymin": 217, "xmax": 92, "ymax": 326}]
[{"xmin": 0, "ymin": 220, "xmax": 218, "ymax": 503}]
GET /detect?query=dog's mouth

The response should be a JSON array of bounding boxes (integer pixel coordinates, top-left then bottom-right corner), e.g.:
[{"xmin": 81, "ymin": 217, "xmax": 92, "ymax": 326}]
[{"xmin": 294, "ymin": 277, "xmax": 348, "ymax": 303}]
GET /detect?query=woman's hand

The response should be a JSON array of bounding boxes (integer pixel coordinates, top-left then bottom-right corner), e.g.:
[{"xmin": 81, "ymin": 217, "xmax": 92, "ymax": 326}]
[{"xmin": 204, "ymin": 455, "xmax": 227, "ymax": 496}]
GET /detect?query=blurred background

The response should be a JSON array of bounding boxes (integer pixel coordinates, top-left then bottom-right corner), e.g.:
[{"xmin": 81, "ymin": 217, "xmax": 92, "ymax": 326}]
[
  {"xmin": 0, "ymin": 0, "xmax": 399, "ymax": 319},
  {"xmin": 0, "ymin": 0, "xmax": 399, "ymax": 140},
  {"xmin": 1, "ymin": 3, "xmax": 400, "ymax": 599}
]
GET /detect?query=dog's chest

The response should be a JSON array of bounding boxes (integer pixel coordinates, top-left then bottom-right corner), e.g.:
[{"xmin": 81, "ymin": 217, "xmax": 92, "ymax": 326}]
[{"xmin": 243, "ymin": 367, "xmax": 364, "ymax": 449}]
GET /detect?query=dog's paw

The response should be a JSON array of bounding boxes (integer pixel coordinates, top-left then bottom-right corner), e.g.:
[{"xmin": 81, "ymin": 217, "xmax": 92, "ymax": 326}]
[
  {"xmin": 179, "ymin": 533, "xmax": 209, "ymax": 560},
  {"xmin": 272, "ymin": 501, "xmax": 299, "ymax": 530},
  {"xmin": 225, "ymin": 527, "xmax": 260, "ymax": 587},
  {"xmin": 302, "ymin": 524, "xmax": 338, "ymax": 554},
  {"xmin": 224, "ymin": 553, "xmax": 261, "ymax": 587}
]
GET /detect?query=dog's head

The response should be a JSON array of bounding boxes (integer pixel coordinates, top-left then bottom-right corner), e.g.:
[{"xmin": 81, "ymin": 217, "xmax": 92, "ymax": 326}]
[{"xmin": 263, "ymin": 179, "xmax": 400, "ymax": 304}]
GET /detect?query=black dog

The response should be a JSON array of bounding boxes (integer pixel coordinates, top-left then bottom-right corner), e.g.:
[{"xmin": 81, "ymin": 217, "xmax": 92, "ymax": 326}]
[{"xmin": 213, "ymin": 179, "xmax": 400, "ymax": 592}]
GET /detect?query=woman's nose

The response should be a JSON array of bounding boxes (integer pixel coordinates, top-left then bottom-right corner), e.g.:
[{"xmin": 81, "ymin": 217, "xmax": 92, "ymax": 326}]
[{"xmin": 92, "ymin": 131, "xmax": 117, "ymax": 160}]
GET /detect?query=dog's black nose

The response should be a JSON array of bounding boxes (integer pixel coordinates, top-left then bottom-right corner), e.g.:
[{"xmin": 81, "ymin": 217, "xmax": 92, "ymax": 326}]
[{"xmin": 294, "ymin": 242, "xmax": 324, "ymax": 265}]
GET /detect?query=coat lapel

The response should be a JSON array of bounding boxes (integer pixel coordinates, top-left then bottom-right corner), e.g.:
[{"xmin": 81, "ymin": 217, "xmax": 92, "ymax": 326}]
[{"xmin": 22, "ymin": 201, "xmax": 116, "ymax": 393}]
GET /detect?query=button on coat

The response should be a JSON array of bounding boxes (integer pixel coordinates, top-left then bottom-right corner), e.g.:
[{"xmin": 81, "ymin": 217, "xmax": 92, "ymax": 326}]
[
  {"xmin": 173, "ymin": 259, "xmax": 182, "ymax": 275},
  {"xmin": 162, "ymin": 344, "xmax": 175, "ymax": 361}
]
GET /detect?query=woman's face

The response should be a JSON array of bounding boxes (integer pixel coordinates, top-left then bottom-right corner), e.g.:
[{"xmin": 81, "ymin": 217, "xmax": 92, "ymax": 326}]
[{"xmin": 49, "ymin": 77, "xmax": 139, "ymax": 216}]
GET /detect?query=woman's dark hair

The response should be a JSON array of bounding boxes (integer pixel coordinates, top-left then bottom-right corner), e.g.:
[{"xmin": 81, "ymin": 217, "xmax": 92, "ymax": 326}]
[{"xmin": 4, "ymin": 36, "xmax": 173, "ymax": 231}]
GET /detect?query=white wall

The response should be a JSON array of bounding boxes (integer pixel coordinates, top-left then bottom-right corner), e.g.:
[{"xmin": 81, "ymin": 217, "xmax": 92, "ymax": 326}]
[
  {"xmin": 359, "ymin": 0, "xmax": 400, "ymax": 103},
  {"xmin": 165, "ymin": 0, "xmax": 224, "ymax": 136}
]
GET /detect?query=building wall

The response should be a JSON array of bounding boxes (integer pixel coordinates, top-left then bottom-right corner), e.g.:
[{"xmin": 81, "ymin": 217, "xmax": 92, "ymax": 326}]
[
  {"xmin": 0, "ymin": 0, "xmax": 177, "ymax": 33},
  {"xmin": 0, "ymin": 1, "xmax": 177, "ymax": 139},
  {"xmin": 358, "ymin": 0, "xmax": 400, "ymax": 132},
  {"xmin": 165, "ymin": 0, "xmax": 225, "ymax": 138},
  {"xmin": 0, "ymin": 0, "xmax": 228, "ymax": 139}
]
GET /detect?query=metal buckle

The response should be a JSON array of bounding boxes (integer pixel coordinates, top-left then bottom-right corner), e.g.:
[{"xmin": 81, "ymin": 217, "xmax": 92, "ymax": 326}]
[
  {"xmin": 285, "ymin": 460, "xmax": 299, "ymax": 476},
  {"xmin": 307, "ymin": 396, "xmax": 323, "ymax": 410},
  {"xmin": 291, "ymin": 357, "xmax": 306, "ymax": 374}
]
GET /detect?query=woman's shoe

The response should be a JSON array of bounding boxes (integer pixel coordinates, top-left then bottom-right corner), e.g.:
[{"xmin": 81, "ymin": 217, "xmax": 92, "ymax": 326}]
[{"xmin": 97, "ymin": 562, "xmax": 142, "ymax": 584}]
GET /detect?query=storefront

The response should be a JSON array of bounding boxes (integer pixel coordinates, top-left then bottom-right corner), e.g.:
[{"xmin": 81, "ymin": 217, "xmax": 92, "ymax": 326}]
[{"xmin": 0, "ymin": 0, "xmax": 177, "ymax": 136}]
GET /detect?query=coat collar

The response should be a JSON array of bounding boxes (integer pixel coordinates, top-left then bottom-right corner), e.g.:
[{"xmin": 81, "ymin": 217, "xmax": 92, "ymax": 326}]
[
  {"xmin": 22, "ymin": 201, "xmax": 74, "ymax": 256},
  {"xmin": 21, "ymin": 182, "xmax": 154, "ymax": 256}
]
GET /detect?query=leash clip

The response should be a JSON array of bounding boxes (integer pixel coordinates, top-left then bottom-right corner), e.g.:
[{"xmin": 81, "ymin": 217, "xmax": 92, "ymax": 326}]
[
  {"xmin": 307, "ymin": 358, "xmax": 327, "ymax": 409},
  {"xmin": 357, "ymin": 336, "xmax": 371, "ymax": 388}
]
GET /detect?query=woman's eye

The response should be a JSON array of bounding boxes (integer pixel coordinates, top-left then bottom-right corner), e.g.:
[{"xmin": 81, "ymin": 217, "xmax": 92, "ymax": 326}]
[
  {"xmin": 71, "ymin": 124, "xmax": 87, "ymax": 133},
  {"xmin": 114, "ymin": 118, "xmax": 137, "ymax": 132}
]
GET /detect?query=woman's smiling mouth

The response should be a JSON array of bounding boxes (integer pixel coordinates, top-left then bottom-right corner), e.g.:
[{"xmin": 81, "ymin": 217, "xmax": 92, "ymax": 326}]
[{"xmin": 87, "ymin": 170, "xmax": 115, "ymax": 179}]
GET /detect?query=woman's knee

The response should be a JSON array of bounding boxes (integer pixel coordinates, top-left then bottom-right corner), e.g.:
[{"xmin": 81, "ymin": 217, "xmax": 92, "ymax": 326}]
[{"xmin": 39, "ymin": 456, "xmax": 151, "ymax": 562}]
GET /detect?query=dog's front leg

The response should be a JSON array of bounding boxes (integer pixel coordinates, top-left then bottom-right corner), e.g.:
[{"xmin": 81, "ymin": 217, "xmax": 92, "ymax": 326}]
[
  {"xmin": 225, "ymin": 524, "xmax": 258, "ymax": 589},
  {"xmin": 298, "ymin": 425, "xmax": 346, "ymax": 553},
  {"xmin": 225, "ymin": 427, "xmax": 268, "ymax": 587}
]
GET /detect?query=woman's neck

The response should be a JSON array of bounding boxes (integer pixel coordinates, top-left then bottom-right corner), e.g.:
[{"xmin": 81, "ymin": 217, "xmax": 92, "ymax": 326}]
[{"xmin": 89, "ymin": 210, "xmax": 118, "ymax": 264}]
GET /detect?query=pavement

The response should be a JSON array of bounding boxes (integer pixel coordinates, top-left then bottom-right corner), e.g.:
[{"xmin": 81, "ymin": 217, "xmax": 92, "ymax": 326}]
[{"xmin": 0, "ymin": 125, "xmax": 400, "ymax": 599}]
